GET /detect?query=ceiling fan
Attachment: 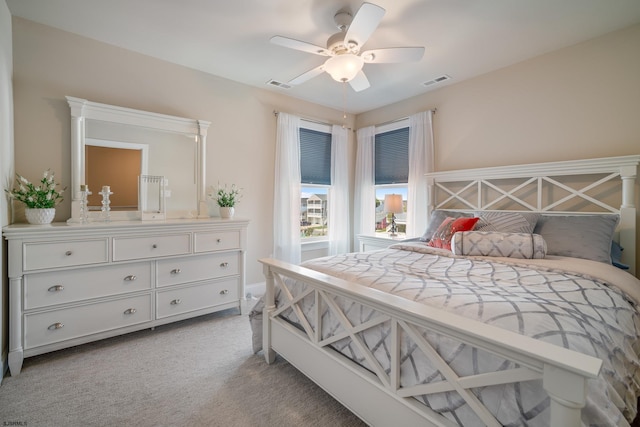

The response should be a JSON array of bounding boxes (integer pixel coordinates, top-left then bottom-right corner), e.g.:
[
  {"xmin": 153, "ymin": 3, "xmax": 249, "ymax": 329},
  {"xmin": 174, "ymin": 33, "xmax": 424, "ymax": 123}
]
[{"xmin": 270, "ymin": 2, "xmax": 425, "ymax": 92}]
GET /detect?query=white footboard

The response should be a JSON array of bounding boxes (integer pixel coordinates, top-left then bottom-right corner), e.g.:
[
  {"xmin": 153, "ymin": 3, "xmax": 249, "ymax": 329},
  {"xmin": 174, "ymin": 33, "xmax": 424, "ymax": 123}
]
[{"xmin": 260, "ymin": 257, "xmax": 603, "ymax": 427}]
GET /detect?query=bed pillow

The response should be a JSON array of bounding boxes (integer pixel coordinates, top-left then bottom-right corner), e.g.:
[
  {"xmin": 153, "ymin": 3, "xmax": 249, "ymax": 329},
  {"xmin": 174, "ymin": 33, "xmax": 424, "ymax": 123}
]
[
  {"xmin": 451, "ymin": 231, "xmax": 547, "ymax": 259},
  {"xmin": 419, "ymin": 210, "xmax": 473, "ymax": 242},
  {"xmin": 532, "ymin": 214, "xmax": 619, "ymax": 264},
  {"xmin": 474, "ymin": 211, "xmax": 540, "ymax": 234},
  {"xmin": 428, "ymin": 217, "xmax": 480, "ymax": 251}
]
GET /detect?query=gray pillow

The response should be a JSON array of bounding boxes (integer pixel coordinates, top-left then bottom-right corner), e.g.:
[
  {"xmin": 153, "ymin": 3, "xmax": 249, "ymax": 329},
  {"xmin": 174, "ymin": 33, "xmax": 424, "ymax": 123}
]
[
  {"xmin": 532, "ymin": 214, "xmax": 619, "ymax": 264},
  {"xmin": 420, "ymin": 210, "xmax": 473, "ymax": 242}
]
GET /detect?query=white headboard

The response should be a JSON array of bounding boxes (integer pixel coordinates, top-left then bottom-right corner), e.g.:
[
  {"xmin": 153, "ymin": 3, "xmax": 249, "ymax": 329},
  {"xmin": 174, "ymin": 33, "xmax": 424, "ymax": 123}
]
[{"xmin": 425, "ymin": 155, "xmax": 640, "ymax": 275}]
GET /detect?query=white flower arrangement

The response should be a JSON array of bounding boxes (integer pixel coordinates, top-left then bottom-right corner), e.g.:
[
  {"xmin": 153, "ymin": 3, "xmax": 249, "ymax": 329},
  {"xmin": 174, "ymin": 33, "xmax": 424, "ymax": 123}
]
[
  {"xmin": 208, "ymin": 183, "xmax": 242, "ymax": 207},
  {"xmin": 5, "ymin": 169, "xmax": 65, "ymax": 209}
]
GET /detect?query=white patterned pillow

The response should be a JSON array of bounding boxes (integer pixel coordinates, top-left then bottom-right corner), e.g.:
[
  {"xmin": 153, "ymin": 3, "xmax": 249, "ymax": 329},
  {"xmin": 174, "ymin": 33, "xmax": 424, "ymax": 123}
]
[
  {"xmin": 474, "ymin": 211, "xmax": 540, "ymax": 234},
  {"xmin": 451, "ymin": 231, "xmax": 547, "ymax": 259}
]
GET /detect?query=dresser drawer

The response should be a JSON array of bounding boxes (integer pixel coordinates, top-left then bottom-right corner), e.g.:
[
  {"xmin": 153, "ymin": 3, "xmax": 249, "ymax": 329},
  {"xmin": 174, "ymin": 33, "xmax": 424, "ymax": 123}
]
[
  {"xmin": 157, "ymin": 252, "xmax": 239, "ymax": 287},
  {"xmin": 23, "ymin": 239, "xmax": 109, "ymax": 271},
  {"xmin": 24, "ymin": 262, "xmax": 152, "ymax": 310},
  {"xmin": 24, "ymin": 294, "xmax": 152, "ymax": 349},
  {"xmin": 156, "ymin": 278, "xmax": 239, "ymax": 319},
  {"xmin": 113, "ymin": 233, "xmax": 191, "ymax": 261},
  {"xmin": 194, "ymin": 230, "xmax": 240, "ymax": 253}
]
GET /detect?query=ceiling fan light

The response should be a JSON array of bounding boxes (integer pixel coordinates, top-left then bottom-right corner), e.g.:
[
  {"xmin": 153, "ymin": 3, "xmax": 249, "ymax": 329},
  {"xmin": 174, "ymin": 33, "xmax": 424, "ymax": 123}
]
[{"xmin": 324, "ymin": 54, "xmax": 364, "ymax": 82}]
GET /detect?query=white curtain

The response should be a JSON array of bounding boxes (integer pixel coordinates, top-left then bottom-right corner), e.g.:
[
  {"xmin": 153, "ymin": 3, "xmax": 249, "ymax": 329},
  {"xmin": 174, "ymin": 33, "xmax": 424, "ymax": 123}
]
[
  {"xmin": 328, "ymin": 125, "xmax": 350, "ymax": 255},
  {"xmin": 407, "ymin": 110, "xmax": 434, "ymax": 237},
  {"xmin": 273, "ymin": 113, "xmax": 301, "ymax": 264},
  {"xmin": 354, "ymin": 126, "xmax": 376, "ymax": 239}
]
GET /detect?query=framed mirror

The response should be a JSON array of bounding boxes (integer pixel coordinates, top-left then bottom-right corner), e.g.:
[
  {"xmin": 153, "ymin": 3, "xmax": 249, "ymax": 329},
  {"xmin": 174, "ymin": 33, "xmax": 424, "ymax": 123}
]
[{"xmin": 66, "ymin": 96, "xmax": 210, "ymax": 222}]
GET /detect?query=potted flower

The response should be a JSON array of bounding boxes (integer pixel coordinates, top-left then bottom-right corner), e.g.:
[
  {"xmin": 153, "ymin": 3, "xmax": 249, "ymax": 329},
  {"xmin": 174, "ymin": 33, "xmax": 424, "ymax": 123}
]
[
  {"xmin": 209, "ymin": 183, "xmax": 241, "ymax": 218},
  {"xmin": 5, "ymin": 169, "xmax": 65, "ymax": 224}
]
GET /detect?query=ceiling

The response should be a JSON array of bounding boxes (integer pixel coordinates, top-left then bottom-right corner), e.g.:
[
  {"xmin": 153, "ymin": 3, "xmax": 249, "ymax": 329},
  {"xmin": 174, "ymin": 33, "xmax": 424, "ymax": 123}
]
[{"xmin": 7, "ymin": 0, "xmax": 640, "ymax": 114}]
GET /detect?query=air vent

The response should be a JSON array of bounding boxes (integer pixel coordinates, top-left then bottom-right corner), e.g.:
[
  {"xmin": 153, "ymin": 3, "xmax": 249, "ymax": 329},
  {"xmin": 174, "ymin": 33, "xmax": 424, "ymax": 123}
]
[
  {"xmin": 422, "ymin": 75, "xmax": 451, "ymax": 87},
  {"xmin": 266, "ymin": 79, "xmax": 292, "ymax": 90}
]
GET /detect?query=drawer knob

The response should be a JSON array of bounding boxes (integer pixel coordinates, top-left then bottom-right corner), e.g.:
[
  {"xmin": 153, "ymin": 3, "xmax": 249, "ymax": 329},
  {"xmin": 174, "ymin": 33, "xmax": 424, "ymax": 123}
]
[
  {"xmin": 124, "ymin": 308, "xmax": 137, "ymax": 315},
  {"xmin": 171, "ymin": 299, "xmax": 182, "ymax": 305},
  {"xmin": 48, "ymin": 322, "xmax": 64, "ymax": 330},
  {"xmin": 152, "ymin": 244, "xmax": 158, "ymax": 249},
  {"xmin": 124, "ymin": 275, "xmax": 137, "ymax": 281},
  {"xmin": 220, "ymin": 289, "xmax": 229, "ymax": 295},
  {"xmin": 171, "ymin": 268, "xmax": 182, "ymax": 275},
  {"xmin": 48, "ymin": 285, "xmax": 64, "ymax": 292},
  {"xmin": 217, "ymin": 238, "xmax": 222, "ymax": 243},
  {"xmin": 65, "ymin": 251, "xmax": 73, "ymax": 256},
  {"xmin": 220, "ymin": 262, "xmax": 229, "ymax": 268}
]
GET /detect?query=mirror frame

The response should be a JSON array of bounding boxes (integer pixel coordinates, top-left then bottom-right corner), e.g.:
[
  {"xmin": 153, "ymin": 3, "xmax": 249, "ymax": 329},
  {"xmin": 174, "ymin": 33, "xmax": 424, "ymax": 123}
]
[{"xmin": 66, "ymin": 96, "xmax": 210, "ymax": 222}]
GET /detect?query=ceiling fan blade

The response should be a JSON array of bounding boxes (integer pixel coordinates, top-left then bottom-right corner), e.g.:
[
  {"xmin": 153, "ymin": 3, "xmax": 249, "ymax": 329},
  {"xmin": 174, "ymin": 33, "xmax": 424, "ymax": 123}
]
[
  {"xmin": 288, "ymin": 64, "xmax": 326, "ymax": 85},
  {"xmin": 270, "ymin": 36, "xmax": 331, "ymax": 56},
  {"xmin": 361, "ymin": 47, "xmax": 425, "ymax": 63},
  {"xmin": 349, "ymin": 70, "xmax": 370, "ymax": 92},
  {"xmin": 344, "ymin": 3, "xmax": 385, "ymax": 49}
]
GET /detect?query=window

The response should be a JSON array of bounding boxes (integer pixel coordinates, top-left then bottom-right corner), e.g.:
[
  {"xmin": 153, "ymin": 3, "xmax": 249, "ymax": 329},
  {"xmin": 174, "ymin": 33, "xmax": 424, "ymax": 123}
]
[
  {"xmin": 300, "ymin": 122, "xmax": 331, "ymax": 240},
  {"xmin": 374, "ymin": 121, "xmax": 409, "ymax": 234}
]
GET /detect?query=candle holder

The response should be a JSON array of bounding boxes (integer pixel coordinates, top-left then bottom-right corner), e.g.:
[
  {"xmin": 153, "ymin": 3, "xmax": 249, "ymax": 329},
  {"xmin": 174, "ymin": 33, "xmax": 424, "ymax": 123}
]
[
  {"xmin": 100, "ymin": 186, "xmax": 113, "ymax": 222},
  {"xmin": 79, "ymin": 185, "xmax": 92, "ymax": 224}
]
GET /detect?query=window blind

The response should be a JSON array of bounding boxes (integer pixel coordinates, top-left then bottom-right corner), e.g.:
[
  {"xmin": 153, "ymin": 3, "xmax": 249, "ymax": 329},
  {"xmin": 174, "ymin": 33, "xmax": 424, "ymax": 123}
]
[
  {"xmin": 375, "ymin": 127, "xmax": 409, "ymax": 185},
  {"xmin": 300, "ymin": 128, "xmax": 332, "ymax": 185}
]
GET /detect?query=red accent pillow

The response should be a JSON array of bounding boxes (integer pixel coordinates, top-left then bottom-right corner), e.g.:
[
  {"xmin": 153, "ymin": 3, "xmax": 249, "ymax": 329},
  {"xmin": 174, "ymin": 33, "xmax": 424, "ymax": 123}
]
[{"xmin": 428, "ymin": 217, "xmax": 480, "ymax": 251}]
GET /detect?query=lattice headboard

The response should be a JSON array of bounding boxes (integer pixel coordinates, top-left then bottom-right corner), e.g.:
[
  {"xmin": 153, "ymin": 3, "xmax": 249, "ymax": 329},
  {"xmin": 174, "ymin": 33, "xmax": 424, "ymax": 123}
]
[{"xmin": 425, "ymin": 155, "xmax": 640, "ymax": 275}]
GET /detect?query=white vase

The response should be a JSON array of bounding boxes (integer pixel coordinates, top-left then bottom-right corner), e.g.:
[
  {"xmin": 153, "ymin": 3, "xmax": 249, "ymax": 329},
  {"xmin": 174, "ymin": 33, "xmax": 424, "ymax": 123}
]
[
  {"xmin": 219, "ymin": 206, "xmax": 234, "ymax": 219},
  {"xmin": 25, "ymin": 208, "xmax": 56, "ymax": 225}
]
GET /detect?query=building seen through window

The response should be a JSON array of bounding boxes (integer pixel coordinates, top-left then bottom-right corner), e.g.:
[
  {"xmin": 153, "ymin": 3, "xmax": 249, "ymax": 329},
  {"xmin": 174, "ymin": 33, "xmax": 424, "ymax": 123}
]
[{"xmin": 301, "ymin": 186, "xmax": 328, "ymax": 238}]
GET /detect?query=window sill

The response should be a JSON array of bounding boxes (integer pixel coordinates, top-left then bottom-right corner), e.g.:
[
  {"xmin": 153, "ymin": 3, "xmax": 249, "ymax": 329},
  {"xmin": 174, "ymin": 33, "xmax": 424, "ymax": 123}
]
[{"xmin": 301, "ymin": 239, "xmax": 329, "ymax": 252}]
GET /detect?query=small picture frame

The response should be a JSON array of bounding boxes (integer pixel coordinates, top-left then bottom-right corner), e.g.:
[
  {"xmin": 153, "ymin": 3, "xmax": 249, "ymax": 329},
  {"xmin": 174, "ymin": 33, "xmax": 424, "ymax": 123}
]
[{"xmin": 139, "ymin": 175, "xmax": 166, "ymax": 220}]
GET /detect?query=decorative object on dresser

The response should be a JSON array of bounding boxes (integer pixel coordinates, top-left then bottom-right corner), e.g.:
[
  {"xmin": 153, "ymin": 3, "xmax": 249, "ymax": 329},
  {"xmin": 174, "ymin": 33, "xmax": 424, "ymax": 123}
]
[
  {"xmin": 219, "ymin": 207, "xmax": 234, "ymax": 219},
  {"xmin": 99, "ymin": 185, "xmax": 113, "ymax": 222},
  {"xmin": 24, "ymin": 208, "xmax": 56, "ymax": 225},
  {"xmin": 5, "ymin": 169, "xmax": 65, "ymax": 224},
  {"xmin": 139, "ymin": 175, "xmax": 166, "ymax": 220},
  {"xmin": 210, "ymin": 183, "xmax": 242, "ymax": 219},
  {"xmin": 79, "ymin": 184, "xmax": 92, "ymax": 224},
  {"xmin": 2, "ymin": 218, "xmax": 249, "ymax": 376}
]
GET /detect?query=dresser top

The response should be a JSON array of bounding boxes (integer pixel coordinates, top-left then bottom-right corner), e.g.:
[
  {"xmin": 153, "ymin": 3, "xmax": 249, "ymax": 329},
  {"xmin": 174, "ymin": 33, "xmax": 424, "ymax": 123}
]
[{"xmin": 3, "ymin": 218, "xmax": 250, "ymax": 239}]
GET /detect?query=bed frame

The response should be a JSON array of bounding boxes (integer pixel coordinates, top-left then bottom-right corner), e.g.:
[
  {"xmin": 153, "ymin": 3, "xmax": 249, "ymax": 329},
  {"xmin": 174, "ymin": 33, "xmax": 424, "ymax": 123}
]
[{"xmin": 260, "ymin": 155, "xmax": 640, "ymax": 426}]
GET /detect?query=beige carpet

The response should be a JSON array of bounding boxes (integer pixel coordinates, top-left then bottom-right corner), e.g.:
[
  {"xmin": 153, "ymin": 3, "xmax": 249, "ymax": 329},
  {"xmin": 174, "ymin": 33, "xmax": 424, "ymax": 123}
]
[{"xmin": 0, "ymin": 309, "xmax": 367, "ymax": 427}]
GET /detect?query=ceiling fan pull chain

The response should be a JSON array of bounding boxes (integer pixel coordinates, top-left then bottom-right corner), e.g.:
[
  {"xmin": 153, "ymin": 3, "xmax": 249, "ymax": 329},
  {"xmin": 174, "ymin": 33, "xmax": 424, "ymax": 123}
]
[{"xmin": 342, "ymin": 81, "xmax": 348, "ymax": 122}]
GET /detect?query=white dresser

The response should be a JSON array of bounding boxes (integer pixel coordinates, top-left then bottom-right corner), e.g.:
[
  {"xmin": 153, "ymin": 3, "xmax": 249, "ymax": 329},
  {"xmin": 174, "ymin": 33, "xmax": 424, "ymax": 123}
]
[{"xmin": 3, "ymin": 218, "xmax": 249, "ymax": 375}]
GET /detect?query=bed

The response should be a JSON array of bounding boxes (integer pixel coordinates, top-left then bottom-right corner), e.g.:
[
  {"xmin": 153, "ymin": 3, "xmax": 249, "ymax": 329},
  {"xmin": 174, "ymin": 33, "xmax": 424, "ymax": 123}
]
[{"xmin": 252, "ymin": 155, "xmax": 640, "ymax": 426}]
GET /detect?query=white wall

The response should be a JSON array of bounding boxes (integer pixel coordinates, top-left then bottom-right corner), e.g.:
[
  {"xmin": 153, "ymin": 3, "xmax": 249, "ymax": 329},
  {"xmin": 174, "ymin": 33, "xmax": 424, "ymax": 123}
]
[
  {"xmin": 10, "ymin": 17, "xmax": 356, "ymax": 286},
  {"xmin": 0, "ymin": 0, "xmax": 14, "ymax": 381}
]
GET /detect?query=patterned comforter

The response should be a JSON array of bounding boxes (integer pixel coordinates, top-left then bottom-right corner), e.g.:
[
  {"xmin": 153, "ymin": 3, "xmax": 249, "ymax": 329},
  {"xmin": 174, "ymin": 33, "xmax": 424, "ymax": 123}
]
[{"xmin": 251, "ymin": 243, "xmax": 640, "ymax": 426}]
